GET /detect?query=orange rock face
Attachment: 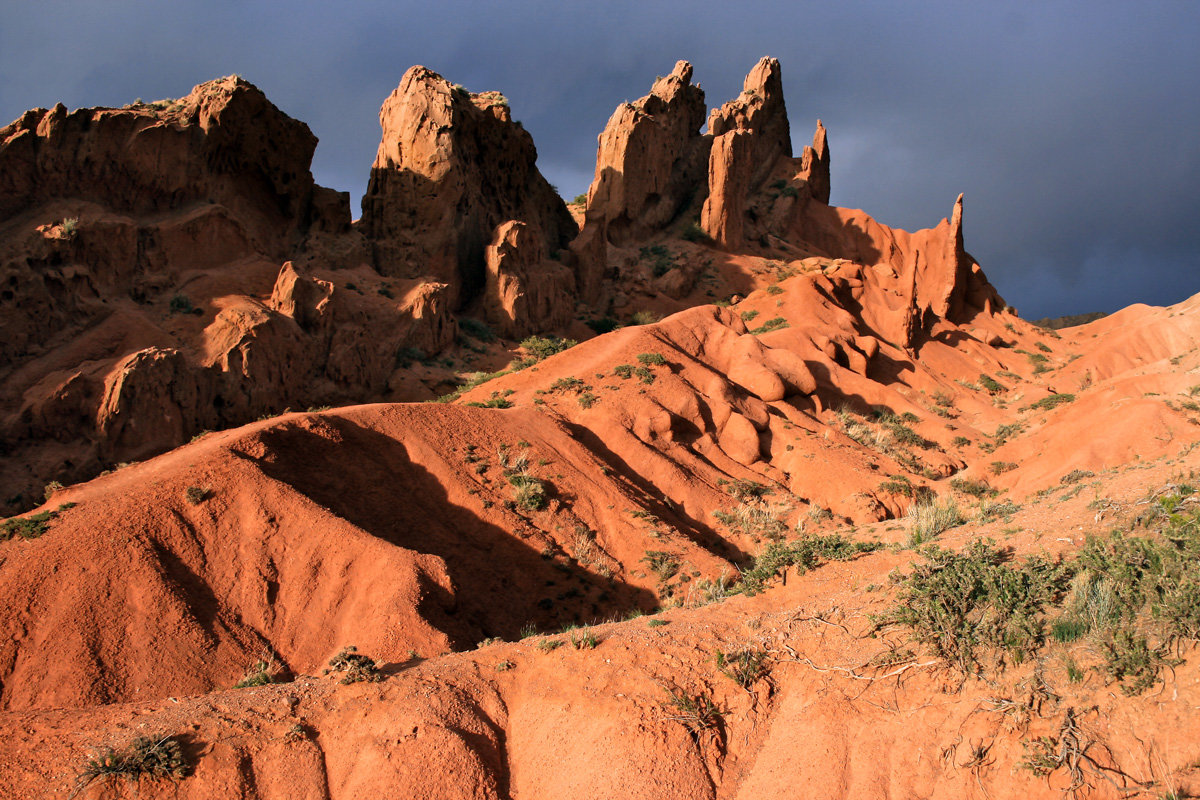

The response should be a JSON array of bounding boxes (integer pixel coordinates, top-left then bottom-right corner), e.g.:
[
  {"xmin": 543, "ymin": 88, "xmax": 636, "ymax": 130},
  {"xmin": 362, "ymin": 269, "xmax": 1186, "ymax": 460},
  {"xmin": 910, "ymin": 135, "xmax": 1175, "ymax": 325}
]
[{"xmin": 360, "ymin": 66, "xmax": 577, "ymax": 308}]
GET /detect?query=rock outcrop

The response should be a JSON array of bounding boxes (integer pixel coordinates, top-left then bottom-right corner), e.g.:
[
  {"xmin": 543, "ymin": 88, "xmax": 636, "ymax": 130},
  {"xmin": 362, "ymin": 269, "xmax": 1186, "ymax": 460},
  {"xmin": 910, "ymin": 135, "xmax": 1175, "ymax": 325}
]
[
  {"xmin": 581, "ymin": 61, "xmax": 709, "ymax": 244},
  {"xmin": 359, "ymin": 66, "xmax": 577, "ymax": 309},
  {"xmin": 0, "ymin": 76, "xmax": 345, "ymax": 248},
  {"xmin": 484, "ymin": 221, "xmax": 575, "ymax": 338},
  {"xmin": 571, "ymin": 61, "xmax": 710, "ymax": 301},
  {"xmin": 0, "ymin": 77, "xmax": 460, "ymax": 512}
]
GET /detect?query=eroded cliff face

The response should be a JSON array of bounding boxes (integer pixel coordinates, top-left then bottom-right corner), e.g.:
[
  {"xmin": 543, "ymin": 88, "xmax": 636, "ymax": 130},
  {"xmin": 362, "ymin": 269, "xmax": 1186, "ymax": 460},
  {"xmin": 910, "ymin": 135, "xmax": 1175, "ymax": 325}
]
[
  {"xmin": 359, "ymin": 66, "xmax": 577, "ymax": 310},
  {"xmin": 0, "ymin": 77, "xmax": 454, "ymax": 512},
  {"xmin": 0, "ymin": 56, "xmax": 1002, "ymax": 518}
]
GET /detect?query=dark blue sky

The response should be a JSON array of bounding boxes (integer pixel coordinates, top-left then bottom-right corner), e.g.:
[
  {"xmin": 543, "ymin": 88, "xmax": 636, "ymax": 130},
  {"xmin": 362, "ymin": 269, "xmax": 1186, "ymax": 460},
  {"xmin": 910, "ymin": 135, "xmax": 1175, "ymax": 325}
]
[{"xmin": 2, "ymin": 0, "xmax": 1198, "ymax": 319}]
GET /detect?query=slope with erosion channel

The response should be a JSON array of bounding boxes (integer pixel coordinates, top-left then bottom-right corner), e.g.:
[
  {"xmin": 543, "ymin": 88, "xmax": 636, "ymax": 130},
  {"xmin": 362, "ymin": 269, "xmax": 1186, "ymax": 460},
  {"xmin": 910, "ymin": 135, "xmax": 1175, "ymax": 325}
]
[
  {"xmin": 6, "ymin": 442, "xmax": 1200, "ymax": 798},
  {"xmin": 0, "ymin": 401, "xmax": 745, "ymax": 712}
]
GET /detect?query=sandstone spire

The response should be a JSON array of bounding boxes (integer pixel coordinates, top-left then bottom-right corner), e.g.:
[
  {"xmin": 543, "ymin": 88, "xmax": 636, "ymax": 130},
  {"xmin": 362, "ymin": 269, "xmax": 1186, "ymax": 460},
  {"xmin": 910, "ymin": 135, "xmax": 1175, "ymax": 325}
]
[{"xmin": 360, "ymin": 66, "xmax": 575, "ymax": 308}]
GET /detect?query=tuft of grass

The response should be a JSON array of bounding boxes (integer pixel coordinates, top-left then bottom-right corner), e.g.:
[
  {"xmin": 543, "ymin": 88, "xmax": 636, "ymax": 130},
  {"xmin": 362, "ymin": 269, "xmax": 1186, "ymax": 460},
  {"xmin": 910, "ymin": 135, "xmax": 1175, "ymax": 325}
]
[
  {"xmin": 736, "ymin": 534, "xmax": 881, "ymax": 596},
  {"xmin": 536, "ymin": 638, "xmax": 563, "ymax": 653},
  {"xmin": 718, "ymin": 478, "xmax": 773, "ymax": 501},
  {"xmin": 569, "ymin": 630, "xmax": 599, "ymax": 649},
  {"xmin": 665, "ymin": 688, "xmax": 724, "ymax": 739},
  {"xmin": 906, "ymin": 498, "xmax": 965, "ymax": 545},
  {"xmin": 690, "ymin": 571, "xmax": 736, "ymax": 606},
  {"xmin": 712, "ymin": 501, "xmax": 786, "ymax": 541},
  {"xmin": 507, "ymin": 472, "xmax": 547, "ymax": 511},
  {"xmin": 1029, "ymin": 393, "xmax": 1075, "ymax": 411},
  {"xmin": 636, "ymin": 352, "xmax": 667, "ymax": 366},
  {"xmin": 234, "ymin": 659, "xmax": 276, "ymax": 688},
  {"xmin": 877, "ymin": 475, "xmax": 932, "ymax": 502},
  {"xmin": 325, "ymin": 646, "xmax": 383, "ymax": 684},
  {"xmin": 991, "ymin": 461, "xmax": 1018, "ymax": 474},
  {"xmin": 79, "ymin": 735, "xmax": 190, "ymax": 786},
  {"xmin": 715, "ymin": 648, "xmax": 768, "ymax": 687},
  {"xmin": 1059, "ymin": 469, "xmax": 1095, "ymax": 485},
  {"xmin": 184, "ymin": 485, "xmax": 210, "ymax": 505},
  {"xmin": 642, "ymin": 550, "xmax": 681, "ymax": 582}
]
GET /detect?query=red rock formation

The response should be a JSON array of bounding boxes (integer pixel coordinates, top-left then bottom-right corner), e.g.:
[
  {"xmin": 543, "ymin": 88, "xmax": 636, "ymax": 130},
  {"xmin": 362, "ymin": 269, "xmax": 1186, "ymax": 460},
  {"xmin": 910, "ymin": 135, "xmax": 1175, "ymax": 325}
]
[
  {"xmin": 706, "ymin": 56, "xmax": 792, "ymax": 191},
  {"xmin": 581, "ymin": 61, "xmax": 709, "ymax": 243},
  {"xmin": 359, "ymin": 66, "xmax": 576, "ymax": 309},
  {"xmin": 0, "ymin": 76, "xmax": 342, "ymax": 248},
  {"xmin": 571, "ymin": 61, "xmax": 709, "ymax": 300},
  {"xmin": 484, "ymin": 221, "xmax": 576, "ymax": 338},
  {"xmin": 0, "ymin": 77, "xmax": 457, "ymax": 513}
]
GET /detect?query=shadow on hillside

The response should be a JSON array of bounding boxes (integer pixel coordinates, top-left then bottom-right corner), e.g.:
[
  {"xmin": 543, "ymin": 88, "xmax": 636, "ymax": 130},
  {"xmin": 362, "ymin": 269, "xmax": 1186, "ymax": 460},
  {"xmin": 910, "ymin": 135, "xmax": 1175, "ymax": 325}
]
[
  {"xmin": 561, "ymin": 420, "xmax": 753, "ymax": 565},
  {"xmin": 247, "ymin": 416, "xmax": 658, "ymax": 646}
]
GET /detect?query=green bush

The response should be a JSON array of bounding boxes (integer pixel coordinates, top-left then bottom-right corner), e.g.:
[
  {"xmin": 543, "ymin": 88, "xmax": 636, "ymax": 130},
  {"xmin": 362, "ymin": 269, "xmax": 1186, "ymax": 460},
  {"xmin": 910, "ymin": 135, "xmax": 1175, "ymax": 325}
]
[
  {"xmin": 465, "ymin": 398, "xmax": 513, "ymax": 409},
  {"xmin": 1, "ymin": 511, "xmax": 55, "ymax": 541},
  {"xmin": 1029, "ymin": 393, "xmax": 1075, "ymax": 411},
  {"xmin": 636, "ymin": 352, "xmax": 667, "ymax": 366},
  {"xmin": 642, "ymin": 550, "xmax": 680, "ymax": 581},
  {"xmin": 184, "ymin": 485, "xmax": 209, "ymax": 505},
  {"xmin": 978, "ymin": 374, "xmax": 1006, "ymax": 394},
  {"xmin": 749, "ymin": 317, "xmax": 788, "ymax": 334},
  {"xmin": 587, "ymin": 317, "xmax": 619, "ymax": 334},
  {"xmin": 519, "ymin": 335, "xmax": 577, "ymax": 362},
  {"xmin": 681, "ymin": 222, "xmax": 709, "ymax": 243},
  {"xmin": 458, "ymin": 318, "xmax": 496, "ymax": 342},
  {"xmin": 737, "ymin": 534, "xmax": 881, "ymax": 595},
  {"xmin": 949, "ymin": 478, "xmax": 995, "ymax": 498},
  {"xmin": 885, "ymin": 540, "xmax": 1072, "ymax": 673}
]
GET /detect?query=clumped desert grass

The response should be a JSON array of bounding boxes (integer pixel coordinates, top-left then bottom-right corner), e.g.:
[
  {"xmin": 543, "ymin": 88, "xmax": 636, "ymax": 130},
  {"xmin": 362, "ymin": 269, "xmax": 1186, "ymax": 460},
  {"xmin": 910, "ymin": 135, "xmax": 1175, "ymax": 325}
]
[
  {"xmin": 906, "ymin": 498, "xmax": 965, "ymax": 545},
  {"xmin": 325, "ymin": 646, "xmax": 383, "ymax": 684},
  {"xmin": 79, "ymin": 735, "xmax": 189, "ymax": 787},
  {"xmin": 712, "ymin": 501, "xmax": 786, "ymax": 541}
]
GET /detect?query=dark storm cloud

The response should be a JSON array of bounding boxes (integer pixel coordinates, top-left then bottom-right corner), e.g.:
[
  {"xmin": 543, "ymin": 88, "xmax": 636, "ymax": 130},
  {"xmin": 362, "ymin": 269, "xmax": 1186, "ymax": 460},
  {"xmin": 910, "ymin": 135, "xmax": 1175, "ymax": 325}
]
[{"xmin": 2, "ymin": 0, "xmax": 1198, "ymax": 319}]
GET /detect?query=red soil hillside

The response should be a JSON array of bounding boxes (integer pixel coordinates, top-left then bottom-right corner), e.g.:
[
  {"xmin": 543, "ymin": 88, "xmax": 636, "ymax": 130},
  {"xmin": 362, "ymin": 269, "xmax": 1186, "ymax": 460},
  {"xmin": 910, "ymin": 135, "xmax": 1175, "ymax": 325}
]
[{"xmin": 3, "ymin": 57, "xmax": 1200, "ymax": 799}]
